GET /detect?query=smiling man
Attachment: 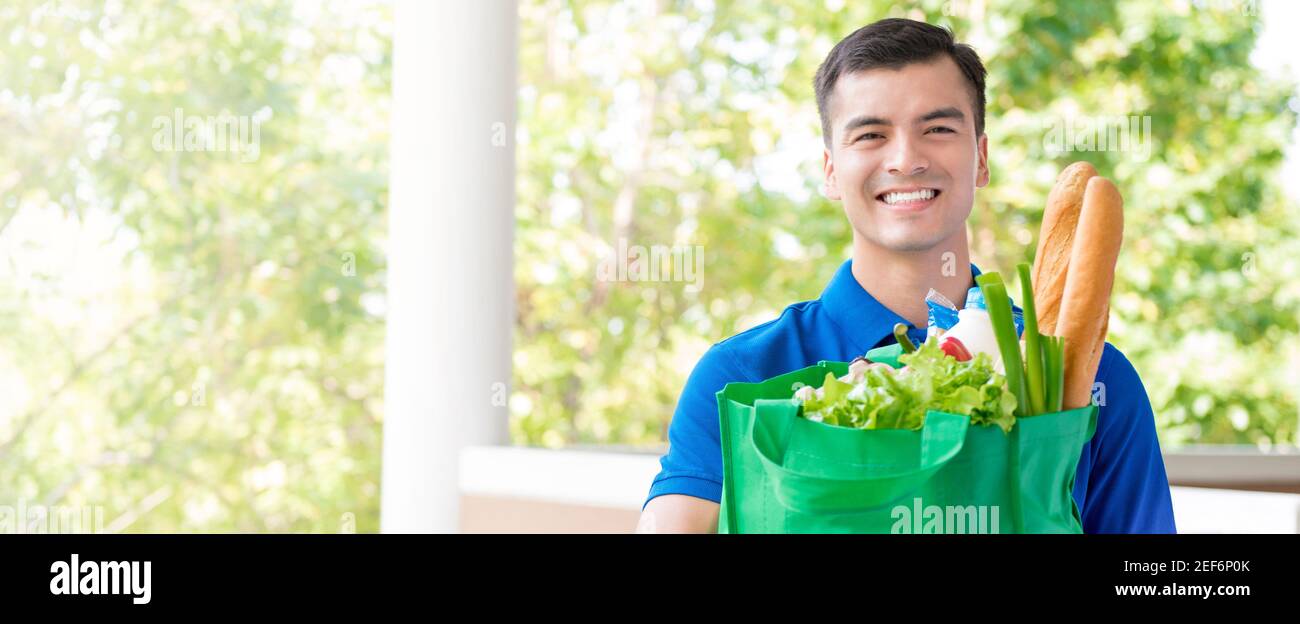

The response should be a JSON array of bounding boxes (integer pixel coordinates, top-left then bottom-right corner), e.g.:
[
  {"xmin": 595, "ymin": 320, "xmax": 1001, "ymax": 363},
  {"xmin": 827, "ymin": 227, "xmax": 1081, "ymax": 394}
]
[{"xmin": 637, "ymin": 18, "xmax": 1177, "ymax": 534}]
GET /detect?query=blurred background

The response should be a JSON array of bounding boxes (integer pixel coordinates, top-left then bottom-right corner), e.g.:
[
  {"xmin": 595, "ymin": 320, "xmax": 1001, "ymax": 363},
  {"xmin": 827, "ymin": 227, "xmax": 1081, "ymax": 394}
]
[{"xmin": 1, "ymin": 0, "xmax": 1298, "ymax": 533}]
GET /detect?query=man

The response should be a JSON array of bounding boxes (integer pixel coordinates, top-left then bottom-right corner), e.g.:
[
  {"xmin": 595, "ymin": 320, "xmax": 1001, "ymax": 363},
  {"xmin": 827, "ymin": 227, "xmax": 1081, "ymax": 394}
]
[{"xmin": 637, "ymin": 18, "xmax": 1176, "ymax": 533}]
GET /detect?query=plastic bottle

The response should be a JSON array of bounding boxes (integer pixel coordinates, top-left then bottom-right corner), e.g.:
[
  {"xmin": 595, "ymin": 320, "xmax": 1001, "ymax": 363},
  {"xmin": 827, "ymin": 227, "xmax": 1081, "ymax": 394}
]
[{"xmin": 939, "ymin": 287, "xmax": 1002, "ymax": 368}]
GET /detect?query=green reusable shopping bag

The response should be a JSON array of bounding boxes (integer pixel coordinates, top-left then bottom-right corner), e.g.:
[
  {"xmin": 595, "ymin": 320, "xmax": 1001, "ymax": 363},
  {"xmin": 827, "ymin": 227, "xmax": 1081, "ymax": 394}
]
[{"xmin": 717, "ymin": 360, "xmax": 1097, "ymax": 534}]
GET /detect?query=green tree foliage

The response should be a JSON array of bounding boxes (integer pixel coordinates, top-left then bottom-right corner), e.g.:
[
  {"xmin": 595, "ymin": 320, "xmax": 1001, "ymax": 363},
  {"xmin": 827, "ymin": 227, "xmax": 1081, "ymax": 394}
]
[
  {"xmin": 0, "ymin": 0, "xmax": 390, "ymax": 531},
  {"xmin": 515, "ymin": 0, "xmax": 1299, "ymax": 449},
  {"xmin": 2, "ymin": 0, "xmax": 1295, "ymax": 535}
]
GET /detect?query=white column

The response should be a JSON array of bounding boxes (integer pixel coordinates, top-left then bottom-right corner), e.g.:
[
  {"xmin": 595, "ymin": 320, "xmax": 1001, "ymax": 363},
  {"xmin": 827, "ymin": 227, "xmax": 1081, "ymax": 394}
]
[{"xmin": 381, "ymin": 0, "xmax": 515, "ymax": 533}]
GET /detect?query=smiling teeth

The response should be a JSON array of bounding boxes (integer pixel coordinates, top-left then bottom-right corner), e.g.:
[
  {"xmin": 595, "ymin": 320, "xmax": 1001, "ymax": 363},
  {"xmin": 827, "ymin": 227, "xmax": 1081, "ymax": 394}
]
[{"xmin": 882, "ymin": 189, "xmax": 936, "ymax": 204}]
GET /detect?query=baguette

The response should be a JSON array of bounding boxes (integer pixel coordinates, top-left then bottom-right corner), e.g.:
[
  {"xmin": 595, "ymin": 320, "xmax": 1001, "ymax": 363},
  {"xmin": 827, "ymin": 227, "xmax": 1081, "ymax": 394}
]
[
  {"xmin": 1032, "ymin": 162, "xmax": 1097, "ymax": 336},
  {"xmin": 1057, "ymin": 177, "xmax": 1123, "ymax": 409},
  {"xmin": 1079, "ymin": 307, "xmax": 1109, "ymax": 406}
]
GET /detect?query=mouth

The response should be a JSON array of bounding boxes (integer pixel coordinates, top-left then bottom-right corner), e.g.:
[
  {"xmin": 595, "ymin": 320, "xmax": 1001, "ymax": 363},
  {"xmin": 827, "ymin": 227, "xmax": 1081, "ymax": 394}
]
[{"xmin": 874, "ymin": 187, "xmax": 941, "ymax": 212}]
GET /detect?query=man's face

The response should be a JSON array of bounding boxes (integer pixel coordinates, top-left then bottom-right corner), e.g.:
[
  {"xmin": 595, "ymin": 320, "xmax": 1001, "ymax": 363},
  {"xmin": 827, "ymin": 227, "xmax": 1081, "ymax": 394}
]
[{"xmin": 822, "ymin": 56, "xmax": 989, "ymax": 253}]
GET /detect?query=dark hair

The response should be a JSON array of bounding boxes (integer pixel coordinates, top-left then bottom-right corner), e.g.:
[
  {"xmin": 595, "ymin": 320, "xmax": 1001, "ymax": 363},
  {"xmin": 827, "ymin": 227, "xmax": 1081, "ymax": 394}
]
[{"xmin": 814, "ymin": 18, "xmax": 987, "ymax": 147}]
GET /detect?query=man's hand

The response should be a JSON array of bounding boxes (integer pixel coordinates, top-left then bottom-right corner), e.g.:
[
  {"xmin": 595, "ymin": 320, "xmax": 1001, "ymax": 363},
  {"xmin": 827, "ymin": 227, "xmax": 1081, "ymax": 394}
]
[{"xmin": 635, "ymin": 494, "xmax": 719, "ymax": 533}]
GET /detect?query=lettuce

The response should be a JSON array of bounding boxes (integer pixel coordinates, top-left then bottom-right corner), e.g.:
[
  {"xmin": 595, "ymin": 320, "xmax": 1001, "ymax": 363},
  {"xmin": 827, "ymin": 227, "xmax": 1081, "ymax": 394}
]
[{"xmin": 800, "ymin": 338, "xmax": 1017, "ymax": 432}]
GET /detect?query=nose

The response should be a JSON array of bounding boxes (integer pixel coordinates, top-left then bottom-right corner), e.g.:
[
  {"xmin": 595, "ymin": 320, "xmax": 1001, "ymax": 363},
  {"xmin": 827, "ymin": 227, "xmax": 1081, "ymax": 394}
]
[{"xmin": 883, "ymin": 135, "xmax": 929, "ymax": 177}]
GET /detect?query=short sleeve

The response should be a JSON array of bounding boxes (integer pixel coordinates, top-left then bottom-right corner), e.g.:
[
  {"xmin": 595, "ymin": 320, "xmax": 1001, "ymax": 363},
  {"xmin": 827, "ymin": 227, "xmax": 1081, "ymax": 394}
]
[{"xmin": 643, "ymin": 344, "xmax": 750, "ymax": 509}]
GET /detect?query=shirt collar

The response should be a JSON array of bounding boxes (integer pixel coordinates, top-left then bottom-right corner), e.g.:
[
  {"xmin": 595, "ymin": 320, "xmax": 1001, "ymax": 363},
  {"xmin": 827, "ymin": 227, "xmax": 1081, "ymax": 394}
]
[{"xmin": 819, "ymin": 258, "xmax": 987, "ymax": 354}]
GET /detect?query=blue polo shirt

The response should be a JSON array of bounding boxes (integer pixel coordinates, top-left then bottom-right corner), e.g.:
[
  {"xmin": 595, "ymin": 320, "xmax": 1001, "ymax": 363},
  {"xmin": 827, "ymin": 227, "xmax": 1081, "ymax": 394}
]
[{"xmin": 644, "ymin": 259, "xmax": 1177, "ymax": 533}]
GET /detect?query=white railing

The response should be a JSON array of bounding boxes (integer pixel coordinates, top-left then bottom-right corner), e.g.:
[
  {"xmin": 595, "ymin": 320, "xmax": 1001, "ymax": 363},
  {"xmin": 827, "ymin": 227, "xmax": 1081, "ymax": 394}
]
[{"xmin": 459, "ymin": 446, "xmax": 1300, "ymax": 533}]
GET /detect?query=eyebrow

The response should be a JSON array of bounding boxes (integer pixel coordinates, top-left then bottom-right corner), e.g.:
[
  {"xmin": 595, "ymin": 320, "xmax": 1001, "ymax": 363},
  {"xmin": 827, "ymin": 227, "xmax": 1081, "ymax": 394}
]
[{"xmin": 841, "ymin": 107, "xmax": 966, "ymax": 136}]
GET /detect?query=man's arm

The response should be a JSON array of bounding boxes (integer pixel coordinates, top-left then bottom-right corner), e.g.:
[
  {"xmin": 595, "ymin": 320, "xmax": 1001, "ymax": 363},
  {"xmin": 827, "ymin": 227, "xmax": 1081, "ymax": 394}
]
[
  {"xmin": 635, "ymin": 495, "xmax": 719, "ymax": 533},
  {"xmin": 1079, "ymin": 343, "xmax": 1178, "ymax": 533},
  {"xmin": 639, "ymin": 343, "xmax": 748, "ymax": 532}
]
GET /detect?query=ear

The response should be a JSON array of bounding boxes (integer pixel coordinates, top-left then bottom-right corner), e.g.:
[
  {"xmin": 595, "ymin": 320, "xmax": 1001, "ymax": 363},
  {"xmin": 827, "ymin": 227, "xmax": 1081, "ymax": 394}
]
[
  {"xmin": 823, "ymin": 146, "xmax": 842, "ymax": 200},
  {"xmin": 975, "ymin": 133, "xmax": 990, "ymax": 189}
]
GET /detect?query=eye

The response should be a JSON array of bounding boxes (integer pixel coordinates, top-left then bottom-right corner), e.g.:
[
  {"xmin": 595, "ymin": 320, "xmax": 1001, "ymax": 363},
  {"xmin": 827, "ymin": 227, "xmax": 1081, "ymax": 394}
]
[
  {"xmin": 927, "ymin": 126, "xmax": 956, "ymax": 134},
  {"xmin": 854, "ymin": 132, "xmax": 884, "ymax": 142}
]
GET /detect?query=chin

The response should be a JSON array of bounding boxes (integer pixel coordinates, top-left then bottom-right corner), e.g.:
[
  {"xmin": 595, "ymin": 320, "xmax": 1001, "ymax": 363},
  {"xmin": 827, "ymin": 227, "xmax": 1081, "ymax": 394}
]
[
  {"xmin": 878, "ymin": 236, "xmax": 946, "ymax": 253},
  {"xmin": 868, "ymin": 222, "xmax": 959, "ymax": 253}
]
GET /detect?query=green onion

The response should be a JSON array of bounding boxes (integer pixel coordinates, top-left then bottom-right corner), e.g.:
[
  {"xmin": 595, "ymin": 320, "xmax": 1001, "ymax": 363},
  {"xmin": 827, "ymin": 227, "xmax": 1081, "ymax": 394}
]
[
  {"xmin": 977, "ymin": 273, "xmax": 1029, "ymax": 417},
  {"xmin": 1018, "ymin": 263, "xmax": 1046, "ymax": 416},
  {"xmin": 1052, "ymin": 336, "xmax": 1065, "ymax": 412},
  {"xmin": 1043, "ymin": 336, "xmax": 1064, "ymax": 413},
  {"xmin": 893, "ymin": 322, "xmax": 917, "ymax": 353}
]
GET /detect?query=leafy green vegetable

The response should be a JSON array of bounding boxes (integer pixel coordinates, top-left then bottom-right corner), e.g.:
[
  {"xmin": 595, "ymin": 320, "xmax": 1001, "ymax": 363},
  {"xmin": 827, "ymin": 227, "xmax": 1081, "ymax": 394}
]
[{"xmin": 800, "ymin": 339, "xmax": 1018, "ymax": 432}]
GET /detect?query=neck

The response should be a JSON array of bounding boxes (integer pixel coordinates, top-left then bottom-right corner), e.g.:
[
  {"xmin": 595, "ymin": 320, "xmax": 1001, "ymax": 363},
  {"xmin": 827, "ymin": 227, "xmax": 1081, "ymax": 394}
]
[{"xmin": 849, "ymin": 232, "xmax": 974, "ymax": 329}]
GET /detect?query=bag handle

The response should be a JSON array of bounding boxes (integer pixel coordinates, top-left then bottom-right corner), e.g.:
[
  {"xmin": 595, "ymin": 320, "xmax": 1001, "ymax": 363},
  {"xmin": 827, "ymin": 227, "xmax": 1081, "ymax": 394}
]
[{"xmin": 750, "ymin": 399, "xmax": 969, "ymax": 514}]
